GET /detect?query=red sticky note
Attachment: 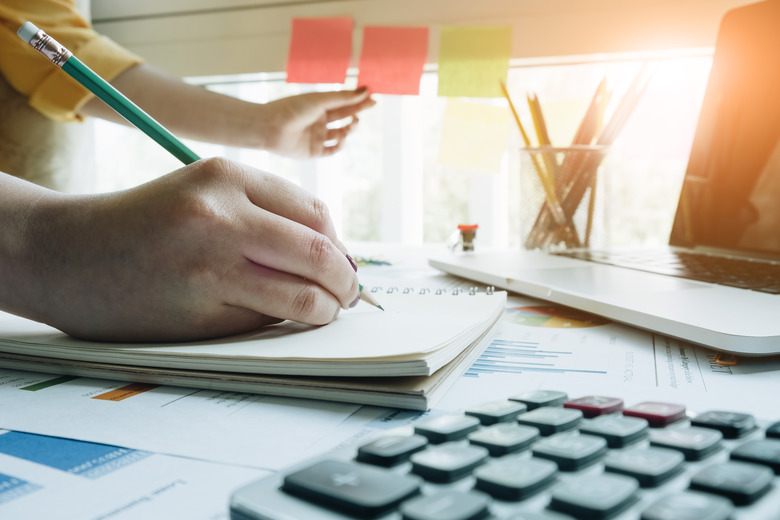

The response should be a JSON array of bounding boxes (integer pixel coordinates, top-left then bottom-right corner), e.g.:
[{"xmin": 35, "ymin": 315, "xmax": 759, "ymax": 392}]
[
  {"xmin": 357, "ymin": 26, "xmax": 429, "ymax": 95},
  {"xmin": 286, "ymin": 17, "xmax": 353, "ymax": 83}
]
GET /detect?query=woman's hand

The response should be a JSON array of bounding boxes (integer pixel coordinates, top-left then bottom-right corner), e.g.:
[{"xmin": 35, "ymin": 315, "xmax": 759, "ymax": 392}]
[
  {"xmin": 0, "ymin": 159, "xmax": 359, "ymax": 342},
  {"xmin": 257, "ymin": 88, "xmax": 376, "ymax": 158}
]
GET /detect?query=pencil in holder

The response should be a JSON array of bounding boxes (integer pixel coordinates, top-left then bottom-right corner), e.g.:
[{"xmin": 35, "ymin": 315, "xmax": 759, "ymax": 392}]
[{"xmin": 519, "ymin": 145, "xmax": 611, "ymax": 251}]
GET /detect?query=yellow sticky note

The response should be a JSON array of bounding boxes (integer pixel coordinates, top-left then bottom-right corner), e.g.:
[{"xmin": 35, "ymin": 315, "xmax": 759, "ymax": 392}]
[
  {"xmin": 437, "ymin": 26, "xmax": 512, "ymax": 98},
  {"xmin": 438, "ymin": 99, "xmax": 511, "ymax": 174}
]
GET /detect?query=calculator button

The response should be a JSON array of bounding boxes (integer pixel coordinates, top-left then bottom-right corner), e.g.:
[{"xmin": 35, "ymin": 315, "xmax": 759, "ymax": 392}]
[
  {"xmin": 548, "ymin": 472, "xmax": 638, "ymax": 519},
  {"xmin": 532, "ymin": 432, "xmax": 608, "ymax": 471},
  {"xmin": 690, "ymin": 410, "xmax": 757, "ymax": 438},
  {"xmin": 563, "ymin": 395, "xmax": 623, "ymax": 418},
  {"xmin": 689, "ymin": 460, "xmax": 773, "ymax": 505},
  {"xmin": 465, "ymin": 400, "xmax": 527, "ymax": 425},
  {"xmin": 400, "ymin": 489, "xmax": 490, "ymax": 520},
  {"xmin": 730, "ymin": 438, "xmax": 780, "ymax": 473},
  {"xmin": 579, "ymin": 414, "xmax": 649, "ymax": 448},
  {"xmin": 474, "ymin": 455, "xmax": 557, "ymax": 500},
  {"xmin": 505, "ymin": 512, "xmax": 575, "ymax": 520},
  {"xmin": 604, "ymin": 446, "xmax": 685, "ymax": 487},
  {"xmin": 765, "ymin": 420, "xmax": 780, "ymax": 438},
  {"xmin": 468, "ymin": 422, "xmax": 539, "ymax": 456},
  {"xmin": 640, "ymin": 490, "xmax": 734, "ymax": 520},
  {"xmin": 623, "ymin": 402, "xmax": 686, "ymax": 427},
  {"xmin": 649, "ymin": 426, "xmax": 723, "ymax": 461},
  {"xmin": 510, "ymin": 390, "xmax": 568, "ymax": 410},
  {"xmin": 414, "ymin": 414, "xmax": 481, "ymax": 443},
  {"xmin": 516, "ymin": 407, "xmax": 582, "ymax": 436},
  {"xmin": 410, "ymin": 443, "xmax": 488, "ymax": 483},
  {"xmin": 356, "ymin": 434, "xmax": 428, "ymax": 467},
  {"xmin": 282, "ymin": 459, "xmax": 420, "ymax": 517}
]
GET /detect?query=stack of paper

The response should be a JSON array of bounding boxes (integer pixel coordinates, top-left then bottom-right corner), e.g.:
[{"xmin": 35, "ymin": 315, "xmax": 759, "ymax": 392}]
[{"xmin": 0, "ymin": 290, "xmax": 506, "ymax": 410}]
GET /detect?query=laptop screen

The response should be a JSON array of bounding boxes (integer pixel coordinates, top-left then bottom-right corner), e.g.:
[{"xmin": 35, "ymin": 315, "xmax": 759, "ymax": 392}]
[{"xmin": 669, "ymin": 0, "xmax": 780, "ymax": 261}]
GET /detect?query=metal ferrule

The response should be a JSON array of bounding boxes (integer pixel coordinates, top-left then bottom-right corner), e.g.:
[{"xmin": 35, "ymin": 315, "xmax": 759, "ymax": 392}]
[{"xmin": 28, "ymin": 30, "xmax": 72, "ymax": 67}]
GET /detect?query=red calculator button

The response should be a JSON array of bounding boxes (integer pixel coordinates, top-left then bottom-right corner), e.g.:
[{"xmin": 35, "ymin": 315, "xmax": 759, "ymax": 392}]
[
  {"xmin": 623, "ymin": 402, "xmax": 686, "ymax": 427},
  {"xmin": 564, "ymin": 396, "xmax": 624, "ymax": 418}
]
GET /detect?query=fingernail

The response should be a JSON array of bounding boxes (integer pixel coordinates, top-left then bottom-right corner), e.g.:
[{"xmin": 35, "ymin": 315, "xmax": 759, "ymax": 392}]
[
  {"xmin": 346, "ymin": 254, "xmax": 358, "ymax": 272},
  {"xmin": 350, "ymin": 295, "xmax": 361, "ymax": 308}
]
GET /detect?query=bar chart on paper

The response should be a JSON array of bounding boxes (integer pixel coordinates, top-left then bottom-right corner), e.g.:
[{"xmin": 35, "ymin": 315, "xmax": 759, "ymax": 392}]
[
  {"xmin": 465, "ymin": 338, "xmax": 609, "ymax": 378},
  {"xmin": 465, "ymin": 303, "xmax": 615, "ymax": 379}
]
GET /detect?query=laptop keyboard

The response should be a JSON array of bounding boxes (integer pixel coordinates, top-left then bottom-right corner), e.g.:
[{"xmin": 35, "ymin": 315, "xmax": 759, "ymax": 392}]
[
  {"xmin": 554, "ymin": 249, "xmax": 780, "ymax": 294},
  {"xmin": 229, "ymin": 390, "xmax": 780, "ymax": 520}
]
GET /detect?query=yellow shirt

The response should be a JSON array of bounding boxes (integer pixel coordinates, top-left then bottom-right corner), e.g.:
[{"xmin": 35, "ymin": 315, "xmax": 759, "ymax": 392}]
[{"xmin": 0, "ymin": 0, "xmax": 143, "ymax": 122}]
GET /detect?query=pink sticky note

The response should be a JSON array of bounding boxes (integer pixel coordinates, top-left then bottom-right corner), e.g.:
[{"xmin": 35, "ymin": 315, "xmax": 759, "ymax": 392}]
[
  {"xmin": 286, "ymin": 17, "xmax": 353, "ymax": 83},
  {"xmin": 357, "ymin": 26, "xmax": 429, "ymax": 95}
]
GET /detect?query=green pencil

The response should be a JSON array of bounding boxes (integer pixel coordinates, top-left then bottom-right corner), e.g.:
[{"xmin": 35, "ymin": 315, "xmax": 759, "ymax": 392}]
[
  {"xmin": 359, "ymin": 284, "xmax": 384, "ymax": 311},
  {"xmin": 18, "ymin": 21, "xmax": 383, "ymax": 311},
  {"xmin": 18, "ymin": 21, "xmax": 200, "ymax": 165}
]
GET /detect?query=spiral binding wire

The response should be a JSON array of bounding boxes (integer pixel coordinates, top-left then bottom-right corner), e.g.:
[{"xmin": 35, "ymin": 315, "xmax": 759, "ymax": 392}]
[{"xmin": 366, "ymin": 286, "xmax": 495, "ymax": 295}]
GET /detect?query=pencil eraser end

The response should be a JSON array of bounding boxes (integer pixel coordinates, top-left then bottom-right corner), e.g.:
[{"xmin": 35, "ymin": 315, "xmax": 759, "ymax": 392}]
[{"xmin": 17, "ymin": 22, "xmax": 41, "ymax": 44}]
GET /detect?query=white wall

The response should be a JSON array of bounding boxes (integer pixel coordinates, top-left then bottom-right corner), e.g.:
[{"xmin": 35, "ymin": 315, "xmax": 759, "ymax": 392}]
[{"xmin": 92, "ymin": 0, "xmax": 754, "ymax": 77}]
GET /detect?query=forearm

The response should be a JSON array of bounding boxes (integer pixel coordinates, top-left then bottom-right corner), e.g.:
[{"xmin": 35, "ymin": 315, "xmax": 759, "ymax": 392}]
[{"xmin": 79, "ymin": 63, "xmax": 269, "ymax": 149}]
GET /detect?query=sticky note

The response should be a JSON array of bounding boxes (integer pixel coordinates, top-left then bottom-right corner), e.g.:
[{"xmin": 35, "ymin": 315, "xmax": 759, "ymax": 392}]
[
  {"xmin": 438, "ymin": 99, "xmax": 511, "ymax": 173},
  {"xmin": 356, "ymin": 26, "xmax": 429, "ymax": 95},
  {"xmin": 437, "ymin": 26, "xmax": 512, "ymax": 98},
  {"xmin": 286, "ymin": 17, "xmax": 353, "ymax": 83}
]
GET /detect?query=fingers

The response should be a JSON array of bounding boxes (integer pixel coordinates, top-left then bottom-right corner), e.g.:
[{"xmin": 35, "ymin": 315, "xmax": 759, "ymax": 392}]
[
  {"xmin": 326, "ymin": 116, "xmax": 358, "ymax": 139},
  {"xmin": 227, "ymin": 260, "xmax": 352, "ymax": 325},
  {"xmin": 326, "ymin": 96, "xmax": 376, "ymax": 123},
  {"xmin": 321, "ymin": 140, "xmax": 346, "ymax": 156},
  {"xmin": 238, "ymin": 209, "xmax": 359, "ymax": 311},
  {"xmin": 319, "ymin": 117, "xmax": 358, "ymax": 154},
  {"xmin": 315, "ymin": 86, "xmax": 373, "ymax": 111},
  {"xmin": 235, "ymin": 164, "xmax": 358, "ymax": 308},
  {"xmin": 302, "ymin": 87, "xmax": 375, "ymax": 124},
  {"xmin": 240, "ymin": 165, "xmax": 340, "ymax": 240}
]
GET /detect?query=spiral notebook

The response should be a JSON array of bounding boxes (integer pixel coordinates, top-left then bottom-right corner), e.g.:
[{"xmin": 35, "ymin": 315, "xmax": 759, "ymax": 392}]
[{"xmin": 0, "ymin": 288, "xmax": 506, "ymax": 410}]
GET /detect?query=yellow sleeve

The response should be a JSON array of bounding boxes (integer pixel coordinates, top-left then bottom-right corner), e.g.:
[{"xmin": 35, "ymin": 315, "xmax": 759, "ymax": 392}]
[{"xmin": 0, "ymin": 0, "xmax": 143, "ymax": 122}]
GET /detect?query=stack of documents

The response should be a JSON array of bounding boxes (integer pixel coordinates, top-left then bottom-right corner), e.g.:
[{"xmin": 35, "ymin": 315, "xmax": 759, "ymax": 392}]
[{"xmin": 0, "ymin": 290, "xmax": 506, "ymax": 410}]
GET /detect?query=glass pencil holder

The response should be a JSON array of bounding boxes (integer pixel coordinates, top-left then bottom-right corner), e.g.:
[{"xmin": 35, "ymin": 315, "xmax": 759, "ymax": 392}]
[{"xmin": 519, "ymin": 145, "xmax": 611, "ymax": 251}]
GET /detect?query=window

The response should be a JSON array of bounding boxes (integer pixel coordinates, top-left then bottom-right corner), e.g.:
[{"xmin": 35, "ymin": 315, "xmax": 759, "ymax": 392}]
[{"xmin": 92, "ymin": 50, "xmax": 712, "ymax": 248}]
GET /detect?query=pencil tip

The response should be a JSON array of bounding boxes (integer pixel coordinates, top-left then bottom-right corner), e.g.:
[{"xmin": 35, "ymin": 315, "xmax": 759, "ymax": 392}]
[{"xmin": 377, "ymin": 305, "xmax": 385, "ymax": 311}]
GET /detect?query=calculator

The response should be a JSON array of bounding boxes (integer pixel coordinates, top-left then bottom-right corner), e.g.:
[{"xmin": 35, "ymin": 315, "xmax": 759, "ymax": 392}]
[{"xmin": 229, "ymin": 390, "xmax": 780, "ymax": 519}]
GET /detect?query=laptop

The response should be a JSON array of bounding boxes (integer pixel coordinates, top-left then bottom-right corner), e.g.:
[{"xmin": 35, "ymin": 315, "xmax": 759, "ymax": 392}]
[{"xmin": 430, "ymin": 0, "xmax": 780, "ymax": 357}]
